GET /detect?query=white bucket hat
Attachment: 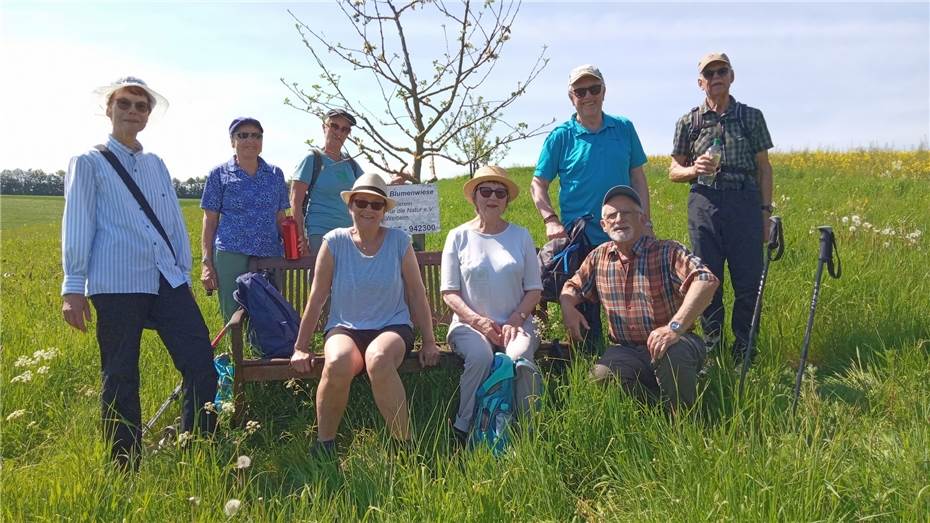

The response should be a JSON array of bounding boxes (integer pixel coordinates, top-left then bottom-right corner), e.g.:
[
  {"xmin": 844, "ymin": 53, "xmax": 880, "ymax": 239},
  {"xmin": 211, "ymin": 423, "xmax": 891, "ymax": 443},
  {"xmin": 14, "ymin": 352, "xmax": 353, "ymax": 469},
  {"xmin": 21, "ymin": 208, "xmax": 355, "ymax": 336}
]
[
  {"xmin": 93, "ymin": 76, "xmax": 169, "ymax": 116},
  {"xmin": 340, "ymin": 173, "xmax": 398, "ymax": 212}
]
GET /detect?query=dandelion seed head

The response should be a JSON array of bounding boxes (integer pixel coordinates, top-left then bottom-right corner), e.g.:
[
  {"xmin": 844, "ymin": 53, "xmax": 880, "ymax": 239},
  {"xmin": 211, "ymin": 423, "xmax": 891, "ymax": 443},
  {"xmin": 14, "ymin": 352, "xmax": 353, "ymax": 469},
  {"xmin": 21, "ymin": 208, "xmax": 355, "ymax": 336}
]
[
  {"xmin": 188, "ymin": 496, "xmax": 201, "ymax": 506},
  {"xmin": 224, "ymin": 499, "xmax": 242, "ymax": 517},
  {"xmin": 841, "ymin": 216, "xmax": 849, "ymax": 225},
  {"xmin": 235, "ymin": 455, "xmax": 252, "ymax": 470}
]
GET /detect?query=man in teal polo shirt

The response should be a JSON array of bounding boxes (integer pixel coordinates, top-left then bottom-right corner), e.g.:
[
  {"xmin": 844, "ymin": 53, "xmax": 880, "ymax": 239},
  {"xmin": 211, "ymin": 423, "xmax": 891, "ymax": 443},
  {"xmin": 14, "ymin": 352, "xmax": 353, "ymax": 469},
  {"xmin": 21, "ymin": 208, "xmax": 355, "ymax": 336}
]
[
  {"xmin": 532, "ymin": 64, "xmax": 652, "ymax": 349},
  {"xmin": 532, "ymin": 64, "xmax": 651, "ymax": 245}
]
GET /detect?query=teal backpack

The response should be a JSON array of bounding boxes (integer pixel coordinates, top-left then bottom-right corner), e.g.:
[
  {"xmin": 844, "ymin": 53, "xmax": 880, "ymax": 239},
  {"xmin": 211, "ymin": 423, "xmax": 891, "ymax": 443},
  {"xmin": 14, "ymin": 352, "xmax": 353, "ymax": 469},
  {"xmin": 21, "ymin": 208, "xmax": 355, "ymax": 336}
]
[{"xmin": 470, "ymin": 353, "xmax": 516, "ymax": 455}]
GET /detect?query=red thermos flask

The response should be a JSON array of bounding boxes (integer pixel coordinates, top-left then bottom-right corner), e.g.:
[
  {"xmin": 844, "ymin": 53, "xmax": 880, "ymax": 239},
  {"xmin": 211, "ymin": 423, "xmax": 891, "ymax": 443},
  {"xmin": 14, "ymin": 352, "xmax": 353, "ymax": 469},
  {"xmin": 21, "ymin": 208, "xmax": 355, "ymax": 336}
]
[{"xmin": 282, "ymin": 217, "xmax": 300, "ymax": 260}]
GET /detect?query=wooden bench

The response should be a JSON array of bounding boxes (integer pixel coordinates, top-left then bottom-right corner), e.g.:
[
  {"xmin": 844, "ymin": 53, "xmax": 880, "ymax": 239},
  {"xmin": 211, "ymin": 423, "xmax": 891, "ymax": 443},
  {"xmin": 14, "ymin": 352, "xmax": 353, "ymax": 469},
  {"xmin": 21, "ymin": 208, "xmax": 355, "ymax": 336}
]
[{"xmin": 228, "ymin": 251, "xmax": 569, "ymax": 422}]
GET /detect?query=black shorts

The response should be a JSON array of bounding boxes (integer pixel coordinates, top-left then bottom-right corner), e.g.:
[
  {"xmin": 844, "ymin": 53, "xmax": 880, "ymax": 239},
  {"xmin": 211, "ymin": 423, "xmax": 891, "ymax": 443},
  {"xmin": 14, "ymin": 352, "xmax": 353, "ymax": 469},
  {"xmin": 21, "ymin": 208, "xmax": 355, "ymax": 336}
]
[{"xmin": 326, "ymin": 324, "xmax": 415, "ymax": 358}]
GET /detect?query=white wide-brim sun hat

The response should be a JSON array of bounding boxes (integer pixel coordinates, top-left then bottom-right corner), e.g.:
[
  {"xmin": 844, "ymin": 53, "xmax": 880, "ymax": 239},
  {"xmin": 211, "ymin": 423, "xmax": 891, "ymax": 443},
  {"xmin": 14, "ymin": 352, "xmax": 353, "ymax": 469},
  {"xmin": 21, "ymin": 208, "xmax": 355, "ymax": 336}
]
[
  {"xmin": 93, "ymin": 76, "xmax": 169, "ymax": 118},
  {"xmin": 340, "ymin": 173, "xmax": 398, "ymax": 212}
]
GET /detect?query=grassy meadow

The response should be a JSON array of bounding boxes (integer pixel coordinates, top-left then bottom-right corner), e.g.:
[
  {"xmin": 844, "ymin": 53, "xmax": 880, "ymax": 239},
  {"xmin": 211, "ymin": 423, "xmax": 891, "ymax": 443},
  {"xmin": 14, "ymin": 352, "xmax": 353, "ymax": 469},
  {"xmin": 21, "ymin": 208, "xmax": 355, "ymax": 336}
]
[{"xmin": 1, "ymin": 150, "xmax": 929, "ymax": 521}]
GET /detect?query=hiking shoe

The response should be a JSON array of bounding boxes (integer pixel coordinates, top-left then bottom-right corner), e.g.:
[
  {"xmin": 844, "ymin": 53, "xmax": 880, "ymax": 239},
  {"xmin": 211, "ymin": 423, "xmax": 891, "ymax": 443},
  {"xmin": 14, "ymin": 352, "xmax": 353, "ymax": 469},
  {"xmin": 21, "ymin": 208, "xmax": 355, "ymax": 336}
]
[
  {"xmin": 309, "ymin": 439, "xmax": 336, "ymax": 458},
  {"xmin": 731, "ymin": 341, "xmax": 756, "ymax": 368},
  {"xmin": 451, "ymin": 427, "xmax": 468, "ymax": 448}
]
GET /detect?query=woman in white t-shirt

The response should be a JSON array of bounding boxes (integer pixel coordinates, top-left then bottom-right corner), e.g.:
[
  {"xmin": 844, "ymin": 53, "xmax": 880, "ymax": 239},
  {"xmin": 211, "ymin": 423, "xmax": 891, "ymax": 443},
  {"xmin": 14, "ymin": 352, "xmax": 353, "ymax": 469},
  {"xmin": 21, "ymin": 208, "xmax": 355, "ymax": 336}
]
[{"xmin": 440, "ymin": 166, "xmax": 544, "ymax": 445}]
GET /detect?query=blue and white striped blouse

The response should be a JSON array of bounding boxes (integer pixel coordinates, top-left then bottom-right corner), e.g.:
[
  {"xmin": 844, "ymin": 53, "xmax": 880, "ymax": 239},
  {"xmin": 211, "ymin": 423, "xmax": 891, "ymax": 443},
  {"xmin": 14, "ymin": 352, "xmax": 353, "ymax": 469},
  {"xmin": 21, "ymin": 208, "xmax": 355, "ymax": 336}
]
[{"xmin": 61, "ymin": 135, "xmax": 192, "ymax": 296}]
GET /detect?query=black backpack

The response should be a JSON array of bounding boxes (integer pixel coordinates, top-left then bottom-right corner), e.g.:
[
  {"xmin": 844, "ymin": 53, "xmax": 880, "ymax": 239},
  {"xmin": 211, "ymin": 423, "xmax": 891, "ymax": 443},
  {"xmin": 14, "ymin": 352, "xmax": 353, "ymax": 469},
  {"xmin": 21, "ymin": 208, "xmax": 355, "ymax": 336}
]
[{"xmin": 538, "ymin": 214, "xmax": 593, "ymax": 302}]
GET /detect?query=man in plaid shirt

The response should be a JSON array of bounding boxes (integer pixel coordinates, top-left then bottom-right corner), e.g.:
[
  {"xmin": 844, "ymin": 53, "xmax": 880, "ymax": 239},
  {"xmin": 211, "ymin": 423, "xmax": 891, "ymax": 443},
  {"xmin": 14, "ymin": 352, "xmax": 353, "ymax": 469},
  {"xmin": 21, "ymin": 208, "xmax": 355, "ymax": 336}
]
[
  {"xmin": 668, "ymin": 52, "xmax": 775, "ymax": 364},
  {"xmin": 560, "ymin": 185, "xmax": 719, "ymax": 410}
]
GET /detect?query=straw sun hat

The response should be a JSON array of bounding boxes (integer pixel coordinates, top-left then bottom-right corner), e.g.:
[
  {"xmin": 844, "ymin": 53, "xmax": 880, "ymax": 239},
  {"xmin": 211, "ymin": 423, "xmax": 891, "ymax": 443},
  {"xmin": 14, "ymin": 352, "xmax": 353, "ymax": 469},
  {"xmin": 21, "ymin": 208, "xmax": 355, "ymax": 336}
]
[{"xmin": 462, "ymin": 165, "xmax": 520, "ymax": 204}]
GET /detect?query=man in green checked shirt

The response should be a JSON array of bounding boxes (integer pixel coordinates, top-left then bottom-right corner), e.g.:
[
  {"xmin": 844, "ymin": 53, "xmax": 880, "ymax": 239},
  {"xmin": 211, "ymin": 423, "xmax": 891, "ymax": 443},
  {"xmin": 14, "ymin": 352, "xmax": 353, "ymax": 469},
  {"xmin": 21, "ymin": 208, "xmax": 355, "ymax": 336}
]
[{"xmin": 668, "ymin": 52, "xmax": 775, "ymax": 365}]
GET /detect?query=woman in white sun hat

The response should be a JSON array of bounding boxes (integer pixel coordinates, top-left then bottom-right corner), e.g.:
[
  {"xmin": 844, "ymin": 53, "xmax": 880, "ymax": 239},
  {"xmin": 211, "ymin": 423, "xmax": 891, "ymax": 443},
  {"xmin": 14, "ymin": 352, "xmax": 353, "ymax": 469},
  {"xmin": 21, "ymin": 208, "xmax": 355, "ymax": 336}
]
[{"xmin": 290, "ymin": 173, "xmax": 439, "ymax": 454}]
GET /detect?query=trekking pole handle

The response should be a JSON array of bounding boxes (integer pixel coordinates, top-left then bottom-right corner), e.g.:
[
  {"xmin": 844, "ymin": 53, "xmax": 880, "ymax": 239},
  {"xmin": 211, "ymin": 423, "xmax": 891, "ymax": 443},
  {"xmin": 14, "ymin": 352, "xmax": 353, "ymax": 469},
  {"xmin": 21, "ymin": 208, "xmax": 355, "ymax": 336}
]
[
  {"xmin": 817, "ymin": 226, "xmax": 842, "ymax": 279},
  {"xmin": 767, "ymin": 216, "xmax": 785, "ymax": 261}
]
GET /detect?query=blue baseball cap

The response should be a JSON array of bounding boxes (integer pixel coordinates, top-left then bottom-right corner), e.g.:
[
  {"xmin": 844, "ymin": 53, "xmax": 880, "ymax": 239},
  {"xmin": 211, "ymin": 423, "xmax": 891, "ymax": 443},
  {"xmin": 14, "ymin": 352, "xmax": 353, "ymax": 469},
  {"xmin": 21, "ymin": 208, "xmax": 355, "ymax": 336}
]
[
  {"xmin": 602, "ymin": 185, "xmax": 642, "ymax": 208},
  {"xmin": 229, "ymin": 117, "xmax": 263, "ymax": 136}
]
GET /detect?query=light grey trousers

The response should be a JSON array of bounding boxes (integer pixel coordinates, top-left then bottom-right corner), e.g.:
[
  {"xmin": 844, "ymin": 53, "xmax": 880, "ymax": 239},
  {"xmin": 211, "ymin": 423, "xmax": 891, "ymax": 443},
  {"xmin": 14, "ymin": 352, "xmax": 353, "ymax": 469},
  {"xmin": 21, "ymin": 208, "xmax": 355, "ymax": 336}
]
[{"xmin": 448, "ymin": 322, "xmax": 541, "ymax": 433}]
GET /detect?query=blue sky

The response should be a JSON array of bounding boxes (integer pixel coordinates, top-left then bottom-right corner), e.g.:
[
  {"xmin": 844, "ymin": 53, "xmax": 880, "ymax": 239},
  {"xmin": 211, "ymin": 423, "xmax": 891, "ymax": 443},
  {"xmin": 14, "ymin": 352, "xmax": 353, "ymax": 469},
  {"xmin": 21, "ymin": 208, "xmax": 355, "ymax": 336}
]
[{"xmin": 1, "ymin": 1, "xmax": 927, "ymax": 179}]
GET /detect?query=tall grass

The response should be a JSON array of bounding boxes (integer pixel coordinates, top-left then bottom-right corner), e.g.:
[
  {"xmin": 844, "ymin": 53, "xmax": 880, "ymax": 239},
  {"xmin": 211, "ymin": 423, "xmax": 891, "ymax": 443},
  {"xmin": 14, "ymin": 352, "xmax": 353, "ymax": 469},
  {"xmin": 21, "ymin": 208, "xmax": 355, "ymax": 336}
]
[{"xmin": 1, "ymin": 150, "xmax": 928, "ymax": 520}]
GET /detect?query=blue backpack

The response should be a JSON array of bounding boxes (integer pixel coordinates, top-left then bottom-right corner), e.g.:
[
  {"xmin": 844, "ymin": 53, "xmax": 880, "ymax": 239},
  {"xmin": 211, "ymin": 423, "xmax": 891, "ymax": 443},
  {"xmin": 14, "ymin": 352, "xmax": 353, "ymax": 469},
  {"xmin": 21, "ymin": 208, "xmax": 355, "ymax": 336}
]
[
  {"xmin": 470, "ymin": 353, "xmax": 516, "ymax": 455},
  {"xmin": 233, "ymin": 271, "xmax": 299, "ymax": 359}
]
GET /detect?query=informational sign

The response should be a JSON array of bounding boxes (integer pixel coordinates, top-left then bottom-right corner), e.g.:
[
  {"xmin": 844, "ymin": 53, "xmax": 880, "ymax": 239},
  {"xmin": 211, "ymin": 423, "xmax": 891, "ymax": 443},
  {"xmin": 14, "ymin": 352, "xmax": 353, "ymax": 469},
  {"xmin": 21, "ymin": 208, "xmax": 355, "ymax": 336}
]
[{"xmin": 383, "ymin": 184, "xmax": 441, "ymax": 235}]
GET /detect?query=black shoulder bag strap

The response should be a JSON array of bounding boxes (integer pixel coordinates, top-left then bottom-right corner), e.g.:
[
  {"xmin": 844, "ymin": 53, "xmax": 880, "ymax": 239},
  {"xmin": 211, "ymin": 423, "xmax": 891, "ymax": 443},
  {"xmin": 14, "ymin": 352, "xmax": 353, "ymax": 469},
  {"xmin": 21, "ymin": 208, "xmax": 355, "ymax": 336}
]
[
  {"xmin": 301, "ymin": 149, "xmax": 324, "ymax": 217},
  {"xmin": 95, "ymin": 144, "xmax": 177, "ymax": 259}
]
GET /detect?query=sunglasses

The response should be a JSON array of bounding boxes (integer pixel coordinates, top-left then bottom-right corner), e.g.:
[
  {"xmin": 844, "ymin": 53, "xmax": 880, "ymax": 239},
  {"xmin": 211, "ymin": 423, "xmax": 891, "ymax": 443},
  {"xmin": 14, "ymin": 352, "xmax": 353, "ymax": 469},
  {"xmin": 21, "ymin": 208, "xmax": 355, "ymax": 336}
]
[
  {"xmin": 571, "ymin": 84, "xmax": 603, "ymax": 98},
  {"xmin": 352, "ymin": 198, "xmax": 386, "ymax": 211},
  {"xmin": 702, "ymin": 66, "xmax": 730, "ymax": 79},
  {"xmin": 477, "ymin": 187, "xmax": 508, "ymax": 199},
  {"xmin": 114, "ymin": 98, "xmax": 151, "ymax": 113},
  {"xmin": 327, "ymin": 122, "xmax": 352, "ymax": 134},
  {"xmin": 235, "ymin": 132, "xmax": 263, "ymax": 140}
]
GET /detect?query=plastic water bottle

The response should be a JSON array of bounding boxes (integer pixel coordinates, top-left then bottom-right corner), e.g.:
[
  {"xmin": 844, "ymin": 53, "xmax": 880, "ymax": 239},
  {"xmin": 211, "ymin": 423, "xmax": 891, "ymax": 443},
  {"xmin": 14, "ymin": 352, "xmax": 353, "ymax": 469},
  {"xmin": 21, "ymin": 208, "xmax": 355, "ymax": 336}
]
[{"xmin": 706, "ymin": 138, "xmax": 722, "ymax": 170}]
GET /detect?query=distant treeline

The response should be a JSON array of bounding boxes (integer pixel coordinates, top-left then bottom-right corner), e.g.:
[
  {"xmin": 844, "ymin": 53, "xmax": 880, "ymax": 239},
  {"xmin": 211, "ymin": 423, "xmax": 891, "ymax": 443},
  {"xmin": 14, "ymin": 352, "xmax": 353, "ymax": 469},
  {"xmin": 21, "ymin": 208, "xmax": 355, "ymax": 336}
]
[{"xmin": 1, "ymin": 169, "xmax": 206, "ymax": 199}]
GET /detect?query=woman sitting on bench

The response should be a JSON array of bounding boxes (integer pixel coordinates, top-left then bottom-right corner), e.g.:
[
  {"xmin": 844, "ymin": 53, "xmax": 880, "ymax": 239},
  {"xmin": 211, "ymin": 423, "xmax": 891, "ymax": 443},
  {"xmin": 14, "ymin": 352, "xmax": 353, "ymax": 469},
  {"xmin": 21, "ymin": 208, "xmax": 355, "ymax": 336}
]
[
  {"xmin": 440, "ymin": 166, "xmax": 544, "ymax": 446},
  {"xmin": 290, "ymin": 174, "xmax": 440, "ymax": 454}
]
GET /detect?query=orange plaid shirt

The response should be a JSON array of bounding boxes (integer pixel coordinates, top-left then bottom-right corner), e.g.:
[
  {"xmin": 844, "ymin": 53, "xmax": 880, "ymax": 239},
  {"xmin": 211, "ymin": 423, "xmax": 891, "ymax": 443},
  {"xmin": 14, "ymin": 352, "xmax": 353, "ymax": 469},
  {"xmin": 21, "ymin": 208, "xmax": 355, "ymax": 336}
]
[{"xmin": 563, "ymin": 236, "xmax": 717, "ymax": 346}]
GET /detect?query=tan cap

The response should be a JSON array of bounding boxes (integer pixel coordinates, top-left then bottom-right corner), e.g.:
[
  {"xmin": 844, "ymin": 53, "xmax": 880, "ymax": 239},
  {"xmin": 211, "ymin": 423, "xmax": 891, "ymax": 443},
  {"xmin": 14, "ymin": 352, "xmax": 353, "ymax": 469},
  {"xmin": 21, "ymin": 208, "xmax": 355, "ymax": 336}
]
[
  {"xmin": 698, "ymin": 52, "xmax": 731, "ymax": 73},
  {"xmin": 568, "ymin": 64, "xmax": 604, "ymax": 86}
]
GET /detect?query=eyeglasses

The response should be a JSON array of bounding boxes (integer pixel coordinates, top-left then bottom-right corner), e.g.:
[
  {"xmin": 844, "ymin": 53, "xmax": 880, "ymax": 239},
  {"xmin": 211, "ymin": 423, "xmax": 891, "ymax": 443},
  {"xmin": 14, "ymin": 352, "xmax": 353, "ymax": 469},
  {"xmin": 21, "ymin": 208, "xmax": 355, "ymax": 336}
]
[
  {"xmin": 477, "ymin": 187, "xmax": 508, "ymax": 199},
  {"xmin": 603, "ymin": 209, "xmax": 640, "ymax": 222},
  {"xmin": 114, "ymin": 98, "xmax": 151, "ymax": 113},
  {"xmin": 327, "ymin": 122, "xmax": 352, "ymax": 134},
  {"xmin": 352, "ymin": 198, "xmax": 385, "ymax": 211},
  {"xmin": 702, "ymin": 66, "xmax": 730, "ymax": 79},
  {"xmin": 571, "ymin": 84, "xmax": 603, "ymax": 98},
  {"xmin": 235, "ymin": 132, "xmax": 263, "ymax": 140}
]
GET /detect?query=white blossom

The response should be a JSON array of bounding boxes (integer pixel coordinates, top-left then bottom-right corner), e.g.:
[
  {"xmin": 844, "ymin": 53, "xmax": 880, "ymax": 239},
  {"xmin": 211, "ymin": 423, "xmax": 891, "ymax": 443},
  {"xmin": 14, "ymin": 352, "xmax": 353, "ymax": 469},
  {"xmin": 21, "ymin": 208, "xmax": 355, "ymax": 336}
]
[
  {"xmin": 5, "ymin": 409, "xmax": 26, "ymax": 421},
  {"xmin": 235, "ymin": 455, "xmax": 252, "ymax": 470}
]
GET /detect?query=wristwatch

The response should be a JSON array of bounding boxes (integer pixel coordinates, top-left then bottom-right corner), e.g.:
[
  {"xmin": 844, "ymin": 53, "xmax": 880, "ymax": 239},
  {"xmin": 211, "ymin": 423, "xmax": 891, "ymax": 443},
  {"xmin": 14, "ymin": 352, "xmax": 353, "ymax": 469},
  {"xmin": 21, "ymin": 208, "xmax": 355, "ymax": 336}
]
[
  {"xmin": 761, "ymin": 204, "xmax": 774, "ymax": 213},
  {"xmin": 669, "ymin": 320, "xmax": 684, "ymax": 334}
]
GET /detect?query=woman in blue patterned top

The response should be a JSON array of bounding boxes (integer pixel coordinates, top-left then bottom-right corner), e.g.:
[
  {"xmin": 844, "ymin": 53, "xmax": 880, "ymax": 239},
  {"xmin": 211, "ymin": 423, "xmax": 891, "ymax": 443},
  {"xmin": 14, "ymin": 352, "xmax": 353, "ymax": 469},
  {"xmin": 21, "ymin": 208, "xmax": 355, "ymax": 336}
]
[
  {"xmin": 200, "ymin": 117, "xmax": 290, "ymax": 322},
  {"xmin": 290, "ymin": 173, "xmax": 440, "ymax": 453}
]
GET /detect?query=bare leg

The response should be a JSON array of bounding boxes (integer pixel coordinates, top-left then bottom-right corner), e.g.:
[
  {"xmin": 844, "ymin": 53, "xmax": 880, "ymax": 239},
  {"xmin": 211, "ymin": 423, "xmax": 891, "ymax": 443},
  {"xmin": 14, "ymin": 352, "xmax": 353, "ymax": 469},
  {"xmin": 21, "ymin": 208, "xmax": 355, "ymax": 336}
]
[
  {"xmin": 364, "ymin": 332, "xmax": 409, "ymax": 441},
  {"xmin": 316, "ymin": 331, "xmax": 364, "ymax": 441}
]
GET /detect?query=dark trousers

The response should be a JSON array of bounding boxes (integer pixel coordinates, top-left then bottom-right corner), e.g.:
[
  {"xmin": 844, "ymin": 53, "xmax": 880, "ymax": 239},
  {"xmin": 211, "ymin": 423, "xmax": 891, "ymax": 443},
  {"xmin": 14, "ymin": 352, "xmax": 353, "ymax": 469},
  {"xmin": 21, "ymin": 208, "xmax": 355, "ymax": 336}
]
[
  {"xmin": 578, "ymin": 300, "xmax": 603, "ymax": 354},
  {"xmin": 593, "ymin": 333, "xmax": 705, "ymax": 410},
  {"xmin": 687, "ymin": 185, "xmax": 763, "ymax": 347},
  {"xmin": 90, "ymin": 277, "xmax": 217, "ymax": 467}
]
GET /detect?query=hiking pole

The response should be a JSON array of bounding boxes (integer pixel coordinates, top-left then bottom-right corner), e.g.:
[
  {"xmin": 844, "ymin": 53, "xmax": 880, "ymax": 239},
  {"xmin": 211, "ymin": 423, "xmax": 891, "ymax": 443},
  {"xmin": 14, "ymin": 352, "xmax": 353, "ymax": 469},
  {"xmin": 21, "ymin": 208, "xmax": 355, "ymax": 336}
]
[
  {"xmin": 738, "ymin": 216, "xmax": 785, "ymax": 397},
  {"xmin": 791, "ymin": 226, "xmax": 841, "ymax": 415},
  {"xmin": 142, "ymin": 317, "xmax": 235, "ymax": 436}
]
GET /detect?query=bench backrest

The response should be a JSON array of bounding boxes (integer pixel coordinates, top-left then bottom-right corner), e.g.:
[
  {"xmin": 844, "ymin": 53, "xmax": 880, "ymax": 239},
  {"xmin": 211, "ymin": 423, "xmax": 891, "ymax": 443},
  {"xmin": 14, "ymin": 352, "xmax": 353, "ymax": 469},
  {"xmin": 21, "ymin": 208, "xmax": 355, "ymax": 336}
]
[{"xmin": 248, "ymin": 251, "xmax": 453, "ymax": 332}]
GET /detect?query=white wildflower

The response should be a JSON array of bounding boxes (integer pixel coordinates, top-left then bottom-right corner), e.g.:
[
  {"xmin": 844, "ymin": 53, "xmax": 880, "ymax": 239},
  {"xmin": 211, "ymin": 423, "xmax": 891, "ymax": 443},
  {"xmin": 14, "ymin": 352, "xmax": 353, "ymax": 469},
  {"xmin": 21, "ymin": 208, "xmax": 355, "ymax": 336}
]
[
  {"xmin": 244, "ymin": 420, "xmax": 261, "ymax": 435},
  {"xmin": 841, "ymin": 216, "xmax": 849, "ymax": 225},
  {"xmin": 11, "ymin": 371, "xmax": 33, "ymax": 383},
  {"xmin": 862, "ymin": 222, "xmax": 872, "ymax": 230},
  {"xmin": 14, "ymin": 356, "xmax": 33, "ymax": 368},
  {"xmin": 36, "ymin": 366, "xmax": 49, "ymax": 375},
  {"xmin": 849, "ymin": 226, "xmax": 857, "ymax": 233},
  {"xmin": 5, "ymin": 409, "xmax": 26, "ymax": 421},
  {"xmin": 188, "ymin": 496, "xmax": 201, "ymax": 506},
  {"xmin": 176, "ymin": 431, "xmax": 193, "ymax": 446},
  {"xmin": 203, "ymin": 402, "xmax": 217, "ymax": 414},
  {"xmin": 851, "ymin": 215, "xmax": 862, "ymax": 226},
  {"xmin": 224, "ymin": 499, "xmax": 242, "ymax": 517},
  {"xmin": 883, "ymin": 242, "xmax": 890, "ymax": 248},
  {"xmin": 235, "ymin": 455, "xmax": 252, "ymax": 470},
  {"xmin": 32, "ymin": 348, "xmax": 59, "ymax": 362},
  {"xmin": 26, "ymin": 421, "xmax": 38, "ymax": 429},
  {"xmin": 881, "ymin": 227, "xmax": 894, "ymax": 236},
  {"xmin": 892, "ymin": 160, "xmax": 903, "ymax": 170}
]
